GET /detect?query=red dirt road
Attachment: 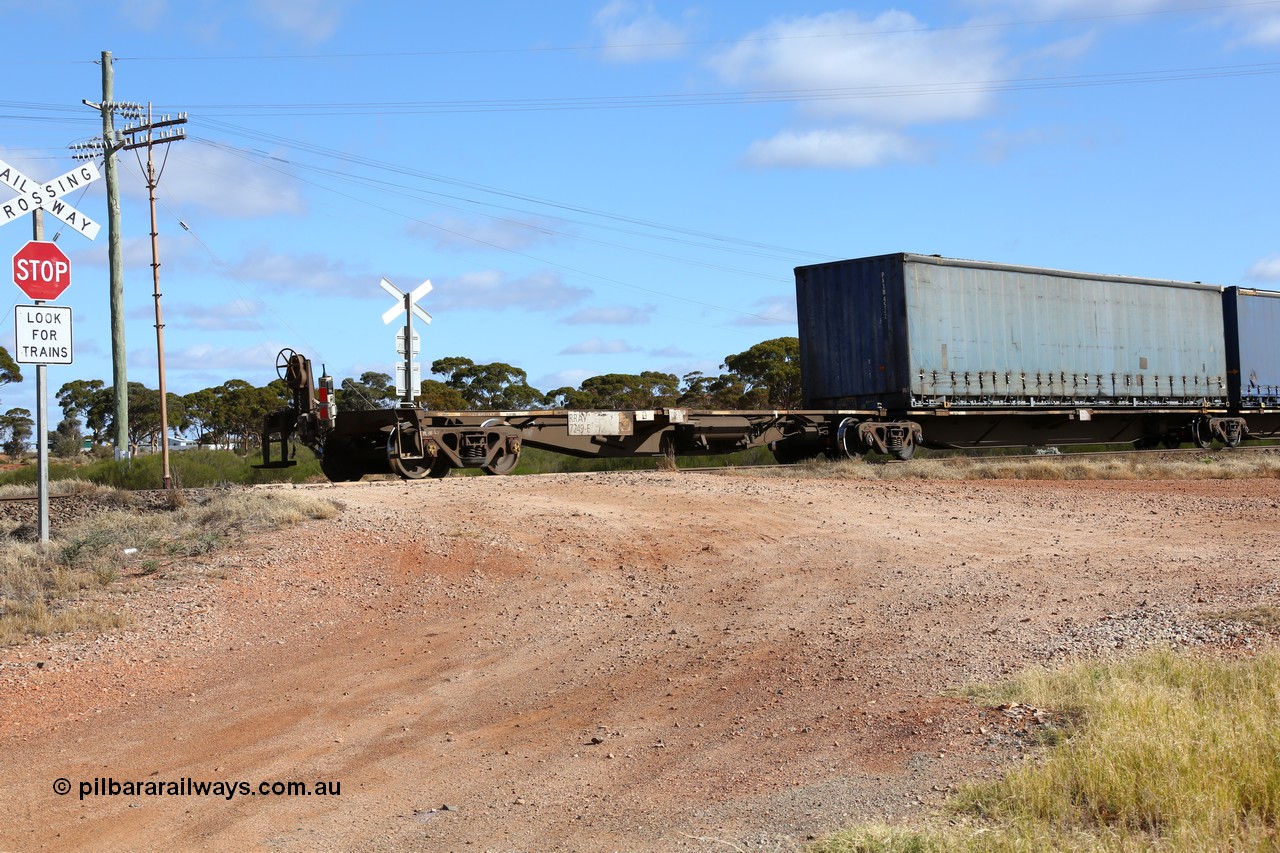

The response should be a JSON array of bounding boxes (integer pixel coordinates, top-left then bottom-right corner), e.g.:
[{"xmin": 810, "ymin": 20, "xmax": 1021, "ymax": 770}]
[{"xmin": 1, "ymin": 472, "xmax": 1278, "ymax": 852}]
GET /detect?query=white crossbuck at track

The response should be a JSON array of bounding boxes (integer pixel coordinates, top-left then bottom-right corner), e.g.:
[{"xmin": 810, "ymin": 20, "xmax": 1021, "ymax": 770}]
[
  {"xmin": 0, "ymin": 159, "xmax": 101, "ymax": 241},
  {"xmin": 380, "ymin": 277, "xmax": 433, "ymax": 325}
]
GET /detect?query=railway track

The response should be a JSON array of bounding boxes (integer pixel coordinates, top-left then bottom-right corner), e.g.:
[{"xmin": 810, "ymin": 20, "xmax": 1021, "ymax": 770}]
[
  {"xmin": 681, "ymin": 444, "xmax": 1278, "ymax": 473},
  {"xmin": 0, "ymin": 492, "xmax": 80, "ymax": 503},
  {"xmin": 0, "ymin": 444, "xmax": 1273, "ymax": 503},
  {"xmin": 962, "ymin": 445, "xmax": 1277, "ymax": 462}
]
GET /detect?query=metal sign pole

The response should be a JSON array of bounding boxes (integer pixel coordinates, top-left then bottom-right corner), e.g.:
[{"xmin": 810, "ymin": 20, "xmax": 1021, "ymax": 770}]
[
  {"xmin": 402, "ymin": 291, "xmax": 413, "ymax": 405},
  {"xmin": 32, "ymin": 209, "xmax": 48, "ymax": 543}
]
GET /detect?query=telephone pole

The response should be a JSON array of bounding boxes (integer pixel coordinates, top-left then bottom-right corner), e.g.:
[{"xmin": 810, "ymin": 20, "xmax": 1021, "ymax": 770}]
[
  {"xmin": 80, "ymin": 51, "xmax": 142, "ymax": 460},
  {"xmin": 119, "ymin": 105, "xmax": 187, "ymax": 488}
]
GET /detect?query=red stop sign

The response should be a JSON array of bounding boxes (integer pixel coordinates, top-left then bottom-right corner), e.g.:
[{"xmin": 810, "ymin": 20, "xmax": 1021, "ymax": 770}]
[{"xmin": 12, "ymin": 240, "xmax": 72, "ymax": 301}]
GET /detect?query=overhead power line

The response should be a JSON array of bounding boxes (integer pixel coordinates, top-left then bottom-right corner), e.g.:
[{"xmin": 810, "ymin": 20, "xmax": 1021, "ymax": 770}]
[
  {"xmin": 185, "ymin": 138, "xmax": 791, "ymax": 324},
  {"xmin": 197, "ymin": 118, "xmax": 832, "ymax": 263},
  {"xmin": 127, "ymin": 60, "xmax": 1280, "ymax": 117}
]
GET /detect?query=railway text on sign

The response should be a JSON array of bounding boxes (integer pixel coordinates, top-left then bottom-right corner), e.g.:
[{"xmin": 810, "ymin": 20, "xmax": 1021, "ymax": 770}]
[{"xmin": 0, "ymin": 160, "xmax": 102, "ymax": 240}]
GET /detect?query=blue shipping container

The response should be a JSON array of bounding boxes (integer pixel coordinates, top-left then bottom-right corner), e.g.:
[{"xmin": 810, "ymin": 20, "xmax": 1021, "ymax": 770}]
[
  {"xmin": 1224, "ymin": 287, "xmax": 1280, "ymax": 408},
  {"xmin": 796, "ymin": 253, "xmax": 1227, "ymax": 409}
]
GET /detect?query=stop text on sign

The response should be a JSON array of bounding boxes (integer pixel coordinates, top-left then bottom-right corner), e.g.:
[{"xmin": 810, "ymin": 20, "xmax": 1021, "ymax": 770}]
[
  {"xmin": 16, "ymin": 258, "xmax": 68, "ymax": 285},
  {"xmin": 14, "ymin": 304, "xmax": 73, "ymax": 365},
  {"xmin": 11, "ymin": 240, "xmax": 72, "ymax": 301}
]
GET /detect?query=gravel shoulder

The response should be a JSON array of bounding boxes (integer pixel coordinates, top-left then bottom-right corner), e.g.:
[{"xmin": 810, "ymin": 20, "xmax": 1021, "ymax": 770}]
[{"xmin": 1, "ymin": 472, "xmax": 1277, "ymax": 852}]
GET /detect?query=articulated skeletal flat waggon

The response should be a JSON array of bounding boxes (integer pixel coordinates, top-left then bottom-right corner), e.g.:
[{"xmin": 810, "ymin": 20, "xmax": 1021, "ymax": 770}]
[{"xmin": 259, "ymin": 254, "xmax": 1279, "ymax": 480}]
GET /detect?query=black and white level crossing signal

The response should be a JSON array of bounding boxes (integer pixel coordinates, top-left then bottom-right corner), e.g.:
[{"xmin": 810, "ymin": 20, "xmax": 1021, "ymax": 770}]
[
  {"xmin": 380, "ymin": 277, "xmax": 432, "ymax": 403},
  {"xmin": 380, "ymin": 277, "xmax": 432, "ymax": 326},
  {"xmin": 0, "ymin": 159, "xmax": 102, "ymax": 240}
]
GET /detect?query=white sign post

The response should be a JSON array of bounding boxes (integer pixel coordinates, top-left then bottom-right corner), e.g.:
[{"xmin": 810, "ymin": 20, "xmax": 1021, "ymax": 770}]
[{"xmin": 380, "ymin": 277, "xmax": 432, "ymax": 403}]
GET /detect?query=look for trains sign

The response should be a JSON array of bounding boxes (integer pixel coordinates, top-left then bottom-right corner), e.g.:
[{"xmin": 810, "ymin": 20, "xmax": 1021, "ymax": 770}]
[{"xmin": 14, "ymin": 305, "xmax": 73, "ymax": 365}]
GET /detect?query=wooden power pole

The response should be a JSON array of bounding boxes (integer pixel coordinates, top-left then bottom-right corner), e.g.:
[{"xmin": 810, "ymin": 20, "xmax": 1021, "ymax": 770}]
[
  {"xmin": 81, "ymin": 51, "xmax": 142, "ymax": 460},
  {"xmin": 119, "ymin": 105, "xmax": 187, "ymax": 488}
]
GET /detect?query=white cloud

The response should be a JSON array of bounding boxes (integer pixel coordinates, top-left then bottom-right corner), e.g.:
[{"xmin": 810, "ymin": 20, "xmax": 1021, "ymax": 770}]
[
  {"xmin": 979, "ymin": 125, "xmax": 1065, "ymax": 163},
  {"xmin": 120, "ymin": 0, "xmax": 168, "ymax": 30},
  {"xmin": 733, "ymin": 297, "xmax": 798, "ymax": 327},
  {"xmin": 1245, "ymin": 255, "xmax": 1280, "ymax": 283},
  {"xmin": 710, "ymin": 10, "xmax": 1006, "ymax": 125},
  {"xmin": 593, "ymin": 0, "xmax": 691, "ymax": 62},
  {"xmin": 559, "ymin": 338, "xmax": 639, "ymax": 355},
  {"xmin": 962, "ymin": 0, "xmax": 1177, "ymax": 15},
  {"xmin": 537, "ymin": 369, "xmax": 594, "ymax": 391},
  {"xmin": 228, "ymin": 246, "xmax": 368, "ymax": 295},
  {"xmin": 131, "ymin": 340, "xmax": 285, "ymax": 372},
  {"xmin": 69, "ymin": 235, "xmax": 199, "ymax": 272},
  {"xmin": 249, "ymin": 0, "xmax": 353, "ymax": 43},
  {"xmin": 433, "ymin": 270, "xmax": 591, "ymax": 312},
  {"xmin": 166, "ymin": 299, "xmax": 266, "ymax": 331},
  {"xmin": 407, "ymin": 214, "xmax": 563, "ymax": 252},
  {"xmin": 154, "ymin": 145, "xmax": 307, "ymax": 218},
  {"xmin": 1232, "ymin": 11, "xmax": 1280, "ymax": 46},
  {"xmin": 744, "ymin": 127, "xmax": 920, "ymax": 169},
  {"xmin": 1033, "ymin": 30, "xmax": 1098, "ymax": 62},
  {"xmin": 969, "ymin": 1, "xmax": 1280, "ymax": 47},
  {"xmin": 963, "ymin": 0, "xmax": 1171, "ymax": 13},
  {"xmin": 649, "ymin": 345, "xmax": 692, "ymax": 358},
  {"xmin": 562, "ymin": 304, "xmax": 655, "ymax": 325}
]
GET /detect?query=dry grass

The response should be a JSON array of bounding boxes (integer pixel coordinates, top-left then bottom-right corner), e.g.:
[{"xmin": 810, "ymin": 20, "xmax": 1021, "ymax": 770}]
[
  {"xmin": 1203, "ymin": 605, "xmax": 1280, "ymax": 632},
  {"xmin": 0, "ymin": 479, "xmax": 127, "ymax": 501},
  {"xmin": 808, "ymin": 648, "xmax": 1280, "ymax": 852},
  {"xmin": 747, "ymin": 453, "xmax": 1280, "ymax": 481},
  {"xmin": 0, "ymin": 487, "xmax": 341, "ymax": 647},
  {"xmin": 0, "ymin": 601, "xmax": 130, "ymax": 647}
]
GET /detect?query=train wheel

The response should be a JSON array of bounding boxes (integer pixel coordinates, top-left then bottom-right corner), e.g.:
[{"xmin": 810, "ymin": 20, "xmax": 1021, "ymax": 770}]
[
  {"xmin": 891, "ymin": 437, "xmax": 916, "ymax": 461},
  {"xmin": 428, "ymin": 454, "xmax": 452, "ymax": 479},
  {"xmin": 387, "ymin": 431, "xmax": 429, "ymax": 479},
  {"xmin": 1162, "ymin": 435, "xmax": 1181, "ymax": 449},
  {"xmin": 481, "ymin": 446, "xmax": 520, "ymax": 475},
  {"xmin": 771, "ymin": 438, "xmax": 818, "ymax": 464},
  {"xmin": 321, "ymin": 436, "xmax": 363, "ymax": 482},
  {"xmin": 830, "ymin": 417, "xmax": 864, "ymax": 461},
  {"xmin": 389, "ymin": 455, "xmax": 429, "ymax": 479},
  {"xmin": 771, "ymin": 441, "xmax": 800, "ymax": 464},
  {"xmin": 1192, "ymin": 418, "xmax": 1213, "ymax": 450}
]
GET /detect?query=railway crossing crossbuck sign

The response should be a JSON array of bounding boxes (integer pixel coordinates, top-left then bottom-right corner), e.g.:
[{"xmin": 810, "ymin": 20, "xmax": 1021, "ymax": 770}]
[
  {"xmin": 380, "ymin": 277, "xmax": 433, "ymax": 326},
  {"xmin": 0, "ymin": 159, "xmax": 101, "ymax": 241}
]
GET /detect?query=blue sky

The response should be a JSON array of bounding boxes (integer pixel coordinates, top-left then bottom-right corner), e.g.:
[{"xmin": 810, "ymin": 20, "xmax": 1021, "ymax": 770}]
[{"xmin": 3, "ymin": 0, "xmax": 1279, "ymax": 417}]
